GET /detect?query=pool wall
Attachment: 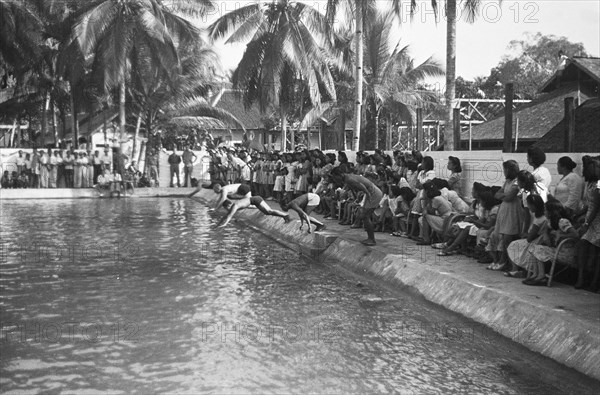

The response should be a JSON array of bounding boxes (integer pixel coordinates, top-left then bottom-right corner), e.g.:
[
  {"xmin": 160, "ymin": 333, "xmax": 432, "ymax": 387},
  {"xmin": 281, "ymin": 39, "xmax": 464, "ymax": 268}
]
[{"xmin": 190, "ymin": 188, "xmax": 600, "ymax": 381}]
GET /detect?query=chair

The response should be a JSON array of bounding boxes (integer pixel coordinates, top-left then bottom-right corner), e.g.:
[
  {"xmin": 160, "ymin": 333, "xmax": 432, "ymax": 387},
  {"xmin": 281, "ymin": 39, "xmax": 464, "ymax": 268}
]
[{"xmin": 547, "ymin": 237, "xmax": 578, "ymax": 287}]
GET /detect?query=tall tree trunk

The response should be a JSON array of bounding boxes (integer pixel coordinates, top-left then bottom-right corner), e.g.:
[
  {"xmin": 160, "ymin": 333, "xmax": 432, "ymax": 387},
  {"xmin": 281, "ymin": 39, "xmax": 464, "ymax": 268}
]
[
  {"xmin": 69, "ymin": 86, "xmax": 78, "ymax": 149},
  {"xmin": 445, "ymin": 0, "xmax": 457, "ymax": 151},
  {"xmin": 353, "ymin": 0, "xmax": 363, "ymax": 151},
  {"xmin": 41, "ymin": 91, "xmax": 50, "ymax": 148},
  {"xmin": 51, "ymin": 100, "xmax": 58, "ymax": 146},
  {"xmin": 119, "ymin": 81, "xmax": 127, "ymax": 152},
  {"xmin": 132, "ymin": 112, "xmax": 142, "ymax": 161},
  {"xmin": 280, "ymin": 108, "xmax": 287, "ymax": 151},
  {"xmin": 374, "ymin": 106, "xmax": 380, "ymax": 150}
]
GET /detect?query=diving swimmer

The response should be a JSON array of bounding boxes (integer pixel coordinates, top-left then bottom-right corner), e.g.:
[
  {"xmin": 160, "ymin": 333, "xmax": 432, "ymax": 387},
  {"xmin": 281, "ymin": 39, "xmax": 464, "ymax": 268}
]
[
  {"xmin": 279, "ymin": 193, "xmax": 326, "ymax": 234},
  {"xmin": 217, "ymin": 185, "xmax": 291, "ymax": 227}
]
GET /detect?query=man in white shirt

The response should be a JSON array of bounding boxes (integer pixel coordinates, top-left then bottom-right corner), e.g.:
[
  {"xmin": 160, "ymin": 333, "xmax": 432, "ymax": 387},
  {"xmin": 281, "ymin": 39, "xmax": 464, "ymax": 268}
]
[
  {"xmin": 95, "ymin": 168, "xmax": 113, "ymax": 197},
  {"xmin": 54, "ymin": 151, "xmax": 63, "ymax": 188},
  {"xmin": 15, "ymin": 150, "xmax": 25, "ymax": 176},
  {"xmin": 80, "ymin": 153, "xmax": 89, "ymax": 188},
  {"xmin": 100, "ymin": 148, "xmax": 112, "ymax": 171},
  {"xmin": 39, "ymin": 150, "xmax": 49, "ymax": 188}
]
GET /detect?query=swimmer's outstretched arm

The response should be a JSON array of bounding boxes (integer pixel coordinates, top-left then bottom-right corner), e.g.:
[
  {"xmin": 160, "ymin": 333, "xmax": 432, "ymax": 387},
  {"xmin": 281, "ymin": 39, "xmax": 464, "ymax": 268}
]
[
  {"xmin": 214, "ymin": 191, "xmax": 227, "ymax": 210},
  {"xmin": 188, "ymin": 186, "xmax": 201, "ymax": 198},
  {"xmin": 217, "ymin": 204, "xmax": 239, "ymax": 227}
]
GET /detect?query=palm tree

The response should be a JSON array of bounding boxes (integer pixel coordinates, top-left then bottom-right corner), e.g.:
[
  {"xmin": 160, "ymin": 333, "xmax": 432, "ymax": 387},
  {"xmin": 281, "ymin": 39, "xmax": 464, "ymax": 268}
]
[
  {"xmin": 363, "ymin": 10, "xmax": 444, "ymax": 149},
  {"xmin": 72, "ymin": 0, "xmax": 209, "ymax": 151},
  {"xmin": 208, "ymin": 0, "xmax": 337, "ymax": 151}
]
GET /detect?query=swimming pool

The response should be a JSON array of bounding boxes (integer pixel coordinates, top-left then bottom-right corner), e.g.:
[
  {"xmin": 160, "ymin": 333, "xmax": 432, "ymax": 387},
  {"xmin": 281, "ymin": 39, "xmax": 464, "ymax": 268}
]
[{"xmin": 1, "ymin": 198, "xmax": 597, "ymax": 393}]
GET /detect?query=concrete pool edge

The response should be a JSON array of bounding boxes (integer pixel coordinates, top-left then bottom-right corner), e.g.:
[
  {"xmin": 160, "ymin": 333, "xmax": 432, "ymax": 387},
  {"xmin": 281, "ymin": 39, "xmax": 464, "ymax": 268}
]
[{"xmin": 189, "ymin": 189, "xmax": 600, "ymax": 381}]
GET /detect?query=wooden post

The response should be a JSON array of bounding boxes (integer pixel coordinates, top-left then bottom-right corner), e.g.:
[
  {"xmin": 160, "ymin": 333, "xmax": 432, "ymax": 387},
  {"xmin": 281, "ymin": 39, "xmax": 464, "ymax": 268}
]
[
  {"xmin": 436, "ymin": 122, "xmax": 440, "ymax": 146},
  {"xmin": 416, "ymin": 108, "xmax": 423, "ymax": 151},
  {"xmin": 502, "ymin": 82, "xmax": 514, "ymax": 153},
  {"xmin": 452, "ymin": 108, "xmax": 461, "ymax": 150},
  {"xmin": 468, "ymin": 121, "xmax": 472, "ymax": 151},
  {"xmin": 427, "ymin": 126, "xmax": 431, "ymax": 151},
  {"xmin": 564, "ymin": 97, "xmax": 575, "ymax": 152}
]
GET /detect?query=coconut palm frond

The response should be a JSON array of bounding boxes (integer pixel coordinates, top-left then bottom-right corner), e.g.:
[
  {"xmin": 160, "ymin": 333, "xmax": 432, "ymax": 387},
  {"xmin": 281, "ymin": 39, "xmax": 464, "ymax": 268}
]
[{"xmin": 207, "ymin": 3, "xmax": 263, "ymax": 40}]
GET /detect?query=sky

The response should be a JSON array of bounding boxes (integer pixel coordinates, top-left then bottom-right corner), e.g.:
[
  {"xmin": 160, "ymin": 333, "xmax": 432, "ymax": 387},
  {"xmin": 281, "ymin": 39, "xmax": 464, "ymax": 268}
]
[{"xmin": 199, "ymin": 0, "xmax": 600, "ymax": 85}]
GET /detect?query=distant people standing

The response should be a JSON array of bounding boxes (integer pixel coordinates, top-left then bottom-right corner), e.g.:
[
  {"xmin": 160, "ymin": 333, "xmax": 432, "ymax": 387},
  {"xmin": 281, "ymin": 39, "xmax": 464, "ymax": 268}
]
[
  {"xmin": 147, "ymin": 149, "xmax": 159, "ymax": 186},
  {"xmin": 39, "ymin": 150, "xmax": 49, "ymax": 188},
  {"xmin": 168, "ymin": 148, "xmax": 181, "ymax": 187},
  {"xmin": 92, "ymin": 150, "xmax": 102, "ymax": 184},
  {"xmin": 49, "ymin": 149, "xmax": 58, "ymax": 188},
  {"xmin": 100, "ymin": 148, "xmax": 112, "ymax": 171},
  {"xmin": 81, "ymin": 152, "xmax": 90, "ymax": 187},
  {"xmin": 15, "ymin": 150, "xmax": 25, "ymax": 176},
  {"xmin": 23, "ymin": 153, "xmax": 32, "ymax": 185},
  {"xmin": 182, "ymin": 146, "xmax": 197, "ymax": 188},
  {"xmin": 55, "ymin": 150, "xmax": 64, "ymax": 187},
  {"xmin": 63, "ymin": 151, "xmax": 74, "ymax": 188},
  {"xmin": 73, "ymin": 152, "xmax": 82, "ymax": 188}
]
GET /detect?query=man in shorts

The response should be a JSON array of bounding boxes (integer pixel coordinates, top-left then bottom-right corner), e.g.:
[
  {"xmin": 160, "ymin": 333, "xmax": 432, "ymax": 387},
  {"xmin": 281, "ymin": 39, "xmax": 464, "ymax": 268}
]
[
  {"xmin": 218, "ymin": 184, "xmax": 290, "ymax": 227},
  {"xmin": 279, "ymin": 192, "xmax": 326, "ymax": 234},
  {"xmin": 189, "ymin": 182, "xmax": 247, "ymax": 210},
  {"xmin": 330, "ymin": 167, "xmax": 383, "ymax": 245}
]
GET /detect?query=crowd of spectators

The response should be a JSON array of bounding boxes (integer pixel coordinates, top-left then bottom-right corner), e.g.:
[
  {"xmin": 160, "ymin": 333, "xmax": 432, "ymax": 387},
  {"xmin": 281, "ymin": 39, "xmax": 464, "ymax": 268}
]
[
  {"xmin": 1, "ymin": 147, "xmax": 161, "ymax": 190},
  {"xmin": 206, "ymin": 146, "xmax": 600, "ymax": 292}
]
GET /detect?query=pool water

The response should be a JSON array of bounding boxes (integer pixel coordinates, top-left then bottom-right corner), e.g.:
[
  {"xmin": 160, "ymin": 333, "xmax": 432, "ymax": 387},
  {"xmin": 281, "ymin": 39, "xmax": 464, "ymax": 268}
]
[{"xmin": 0, "ymin": 198, "xmax": 598, "ymax": 394}]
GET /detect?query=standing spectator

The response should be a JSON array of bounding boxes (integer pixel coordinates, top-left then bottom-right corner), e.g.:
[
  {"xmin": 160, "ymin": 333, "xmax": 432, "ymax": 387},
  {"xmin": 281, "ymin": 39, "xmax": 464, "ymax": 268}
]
[
  {"xmin": 81, "ymin": 152, "xmax": 90, "ymax": 188},
  {"xmin": 168, "ymin": 148, "xmax": 181, "ymax": 187},
  {"xmin": 55, "ymin": 150, "xmax": 64, "ymax": 188},
  {"xmin": 100, "ymin": 148, "xmax": 112, "ymax": 171},
  {"xmin": 575, "ymin": 155, "xmax": 600, "ymax": 290},
  {"xmin": 446, "ymin": 156, "xmax": 463, "ymax": 197},
  {"xmin": 39, "ymin": 149, "xmax": 49, "ymax": 188},
  {"xmin": 49, "ymin": 149, "xmax": 58, "ymax": 188},
  {"xmin": 23, "ymin": 153, "xmax": 32, "ymax": 186},
  {"xmin": 73, "ymin": 152, "xmax": 82, "ymax": 188},
  {"xmin": 63, "ymin": 151, "xmax": 74, "ymax": 188},
  {"xmin": 147, "ymin": 149, "xmax": 159, "ymax": 186},
  {"xmin": 92, "ymin": 150, "xmax": 102, "ymax": 184},
  {"xmin": 86, "ymin": 151, "xmax": 94, "ymax": 187},
  {"xmin": 182, "ymin": 146, "xmax": 197, "ymax": 187},
  {"xmin": 31, "ymin": 149, "xmax": 41, "ymax": 188},
  {"xmin": 15, "ymin": 150, "xmax": 25, "ymax": 176},
  {"xmin": 486, "ymin": 160, "xmax": 523, "ymax": 271},
  {"xmin": 238, "ymin": 151, "xmax": 252, "ymax": 185},
  {"xmin": 554, "ymin": 156, "xmax": 584, "ymax": 213},
  {"xmin": 527, "ymin": 147, "xmax": 552, "ymax": 192}
]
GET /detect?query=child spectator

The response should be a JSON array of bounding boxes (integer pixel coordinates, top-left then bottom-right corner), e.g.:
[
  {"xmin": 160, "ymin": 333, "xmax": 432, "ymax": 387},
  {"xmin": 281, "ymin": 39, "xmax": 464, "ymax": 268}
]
[
  {"xmin": 446, "ymin": 156, "xmax": 463, "ymax": 197},
  {"xmin": 486, "ymin": 160, "xmax": 523, "ymax": 271}
]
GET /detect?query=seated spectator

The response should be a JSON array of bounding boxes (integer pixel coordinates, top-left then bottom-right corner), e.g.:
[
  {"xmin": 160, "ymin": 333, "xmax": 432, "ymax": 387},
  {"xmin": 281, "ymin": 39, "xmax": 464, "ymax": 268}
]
[
  {"xmin": 17, "ymin": 173, "xmax": 29, "ymax": 188},
  {"xmin": 1, "ymin": 171, "xmax": 10, "ymax": 188},
  {"xmin": 391, "ymin": 186, "xmax": 415, "ymax": 237},
  {"xmin": 554, "ymin": 156, "xmax": 584, "ymax": 214},
  {"xmin": 446, "ymin": 156, "xmax": 463, "ymax": 197},
  {"xmin": 525, "ymin": 197, "xmax": 578, "ymax": 285},
  {"xmin": 10, "ymin": 171, "xmax": 18, "ymax": 188},
  {"xmin": 137, "ymin": 173, "xmax": 151, "ymax": 188},
  {"xmin": 95, "ymin": 168, "xmax": 113, "ymax": 197},
  {"xmin": 416, "ymin": 184, "xmax": 453, "ymax": 245},
  {"xmin": 436, "ymin": 189, "xmax": 498, "ymax": 257},
  {"xmin": 431, "ymin": 178, "xmax": 471, "ymax": 214},
  {"xmin": 505, "ymin": 194, "xmax": 548, "ymax": 281}
]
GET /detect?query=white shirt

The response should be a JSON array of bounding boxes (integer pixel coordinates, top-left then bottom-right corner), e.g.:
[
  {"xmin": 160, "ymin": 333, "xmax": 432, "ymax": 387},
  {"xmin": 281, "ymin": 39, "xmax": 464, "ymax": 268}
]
[
  {"xmin": 50, "ymin": 156, "xmax": 57, "ymax": 166},
  {"xmin": 100, "ymin": 154, "xmax": 112, "ymax": 165},
  {"xmin": 16, "ymin": 155, "xmax": 25, "ymax": 166},
  {"xmin": 532, "ymin": 166, "xmax": 552, "ymax": 189}
]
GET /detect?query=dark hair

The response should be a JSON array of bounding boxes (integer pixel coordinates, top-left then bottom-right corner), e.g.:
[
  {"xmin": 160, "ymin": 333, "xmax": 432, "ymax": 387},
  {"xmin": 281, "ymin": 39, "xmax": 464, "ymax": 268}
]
[
  {"xmin": 422, "ymin": 156, "xmax": 434, "ymax": 172},
  {"xmin": 545, "ymin": 195, "xmax": 568, "ymax": 230},
  {"xmin": 527, "ymin": 147, "xmax": 546, "ymax": 168},
  {"xmin": 425, "ymin": 186, "xmax": 441, "ymax": 200},
  {"xmin": 472, "ymin": 182, "xmax": 490, "ymax": 197},
  {"xmin": 237, "ymin": 184, "xmax": 251, "ymax": 195},
  {"xmin": 338, "ymin": 152, "xmax": 348, "ymax": 164},
  {"xmin": 326, "ymin": 153, "xmax": 336, "ymax": 163},
  {"xmin": 406, "ymin": 161, "xmax": 419, "ymax": 172},
  {"xmin": 479, "ymin": 191, "xmax": 498, "ymax": 211},
  {"xmin": 398, "ymin": 187, "xmax": 416, "ymax": 203},
  {"xmin": 582, "ymin": 155, "xmax": 599, "ymax": 183},
  {"xmin": 503, "ymin": 160, "xmax": 519, "ymax": 180},
  {"xmin": 517, "ymin": 170, "xmax": 537, "ymax": 193},
  {"xmin": 390, "ymin": 185, "xmax": 402, "ymax": 197},
  {"xmin": 526, "ymin": 194, "xmax": 545, "ymax": 217},
  {"xmin": 412, "ymin": 150, "xmax": 423, "ymax": 164},
  {"xmin": 557, "ymin": 156, "xmax": 577, "ymax": 172},
  {"xmin": 448, "ymin": 156, "xmax": 462, "ymax": 173},
  {"xmin": 431, "ymin": 178, "xmax": 450, "ymax": 190}
]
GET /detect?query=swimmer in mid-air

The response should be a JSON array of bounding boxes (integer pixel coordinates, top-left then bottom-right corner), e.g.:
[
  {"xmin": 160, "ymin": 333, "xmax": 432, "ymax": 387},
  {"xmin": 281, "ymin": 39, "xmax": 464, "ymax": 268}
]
[
  {"xmin": 217, "ymin": 185, "xmax": 291, "ymax": 227},
  {"xmin": 279, "ymin": 193, "xmax": 326, "ymax": 234},
  {"xmin": 189, "ymin": 183, "xmax": 248, "ymax": 210}
]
